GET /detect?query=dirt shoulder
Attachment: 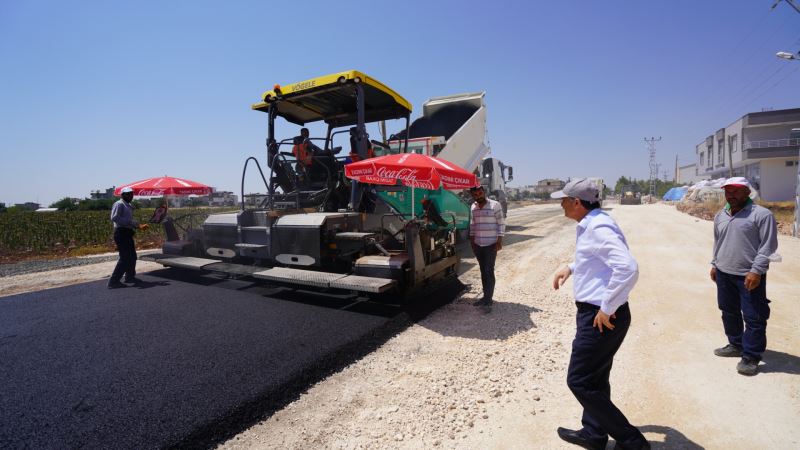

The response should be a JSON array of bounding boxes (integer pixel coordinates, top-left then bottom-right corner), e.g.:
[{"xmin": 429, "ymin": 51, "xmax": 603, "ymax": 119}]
[
  {"xmin": 0, "ymin": 257, "xmax": 163, "ymax": 297},
  {"xmin": 221, "ymin": 204, "xmax": 799, "ymax": 450}
]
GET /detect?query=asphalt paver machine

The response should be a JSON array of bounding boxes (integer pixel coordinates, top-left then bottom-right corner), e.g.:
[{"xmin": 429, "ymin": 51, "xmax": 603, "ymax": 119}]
[{"xmin": 145, "ymin": 71, "xmax": 460, "ymax": 300}]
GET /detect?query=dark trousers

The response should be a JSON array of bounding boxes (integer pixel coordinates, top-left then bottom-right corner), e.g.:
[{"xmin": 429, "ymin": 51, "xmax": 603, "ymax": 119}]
[
  {"xmin": 715, "ymin": 270, "xmax": 770, "ymax": 361},
  {"xmin": 110, "ymin": 228, "xmax": 137, "ymax": 282},
  {"xmin": 472, "ymin": 243, "xmax": 497, "ymax": 302},
  {"xmin": 567, "ymin": 302, "xmax": 645, "ymax": 447}
]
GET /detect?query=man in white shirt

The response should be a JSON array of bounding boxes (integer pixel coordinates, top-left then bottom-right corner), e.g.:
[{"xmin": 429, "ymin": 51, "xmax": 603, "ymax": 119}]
[{"xmin": 551, "ymin": 178, "xmax": 649, "ymax": 450}]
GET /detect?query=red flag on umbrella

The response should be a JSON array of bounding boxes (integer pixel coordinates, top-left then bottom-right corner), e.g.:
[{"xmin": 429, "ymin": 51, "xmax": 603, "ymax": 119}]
[
  {"xmin": 114, "ymin": 176, "xmax": 212, "ymax": 196},
  {"xmin": 344, "ymin": 153, "xmax": 477, "ymax": 190}
]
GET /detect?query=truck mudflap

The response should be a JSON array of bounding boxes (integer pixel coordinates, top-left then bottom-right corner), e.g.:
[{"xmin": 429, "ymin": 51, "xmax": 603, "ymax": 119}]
[{"xmin": 141, "ymin": 254, "xmax": 396, "ymax": 294}]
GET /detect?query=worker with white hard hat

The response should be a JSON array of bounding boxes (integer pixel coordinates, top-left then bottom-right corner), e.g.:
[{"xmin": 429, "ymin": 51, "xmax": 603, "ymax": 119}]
[{"xmin": 108, "ymin": 187, "xmax": 148, "ymax": 289}]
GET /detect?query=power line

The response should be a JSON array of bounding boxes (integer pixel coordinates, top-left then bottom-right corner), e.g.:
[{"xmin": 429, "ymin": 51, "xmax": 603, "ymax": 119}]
[
  {"xmin": 740, "ymin": 63, "xmax": 800, "ymax": 111},
  {"xmin": 728, "ymin": 63, "xmax": 789, "ymax": 113}
]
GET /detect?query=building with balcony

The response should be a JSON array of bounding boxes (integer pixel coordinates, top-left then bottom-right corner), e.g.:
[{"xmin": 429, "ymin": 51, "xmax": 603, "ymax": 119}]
[{"xmin": 695, "ymin": 108, "xmax": 800, "ymax": 201}]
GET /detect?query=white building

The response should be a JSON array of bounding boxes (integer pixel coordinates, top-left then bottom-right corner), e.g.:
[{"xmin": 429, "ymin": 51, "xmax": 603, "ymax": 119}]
[
  {"xmin": 695, "ymin": 108, "xmax": 800, "ymax": 201},
  {"xmin": 677, "ymin": 163, "xmax": 709, "ymax": 185}
]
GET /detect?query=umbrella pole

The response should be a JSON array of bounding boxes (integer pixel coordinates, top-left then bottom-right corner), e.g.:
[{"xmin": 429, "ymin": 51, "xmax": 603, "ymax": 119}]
[{"xmin": 411, "ymin": 186, "xmax": 415, "ymax": 220}]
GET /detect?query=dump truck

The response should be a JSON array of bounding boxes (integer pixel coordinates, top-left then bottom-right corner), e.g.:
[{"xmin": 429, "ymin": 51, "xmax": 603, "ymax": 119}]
[
  {"xmin": 144, "ymin": 71, "xmax": 461, "ymax": 300},
  {"xmin": 372, "ymin": 93, "xmax": 513, "ymax": 231}
]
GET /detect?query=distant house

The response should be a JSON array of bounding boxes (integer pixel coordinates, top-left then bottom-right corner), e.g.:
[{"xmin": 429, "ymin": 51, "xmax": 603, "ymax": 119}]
[
  {"xmin": 207, "ymin": 191, "xmax": 238, "ymax": 207},
  {"xmin": 90, "ymin": 187, "xmax": 117, "ymax": 200},
  {"xmin": 15, "ymin": 202, "xmax": 40, "ymax": 211},
  {"xmin": 533, "ymin": 179, "xmax": 565, "ymax": 195},
  {"xmin": 695, "ymin": 107, "xmax": 799, "ymax": 201}
]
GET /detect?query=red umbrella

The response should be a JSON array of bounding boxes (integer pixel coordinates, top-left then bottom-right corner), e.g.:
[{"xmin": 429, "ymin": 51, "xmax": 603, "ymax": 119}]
[
  {"xmin": 344, "ymin": 153, "xmax": 477, "ymax": 190},
  {"xmin": 114, "ymin": 176, "xmax": 212, "ymax": 196},
  {"xmin": 345, "ymin": 153, "xmax": 477, "ymax": 218}
]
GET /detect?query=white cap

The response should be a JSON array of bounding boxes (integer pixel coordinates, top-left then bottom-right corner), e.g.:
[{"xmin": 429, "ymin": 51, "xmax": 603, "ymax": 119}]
[
  {"xmin": 550, "ymin": 178, "xmax": 600, "ymax": 203},
  {"xmin": 722, "ymin": 177, "xmax": 752, "ymax": 190},
  {"xmin": 121, "ymin": 187, "xmax": 134, "ymax": 194}
]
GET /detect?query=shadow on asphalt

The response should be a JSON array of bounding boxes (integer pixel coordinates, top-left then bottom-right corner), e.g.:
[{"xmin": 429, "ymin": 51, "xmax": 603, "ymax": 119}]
[{"xmin": 759, "ymin": 349, "xmax": 800, "ymax": 375}]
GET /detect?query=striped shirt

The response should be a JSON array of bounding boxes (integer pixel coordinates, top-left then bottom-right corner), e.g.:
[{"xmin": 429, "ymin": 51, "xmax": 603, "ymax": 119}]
[{"xmin": 469, "ymin": 198, "xmax": 505, "ymax": 247}]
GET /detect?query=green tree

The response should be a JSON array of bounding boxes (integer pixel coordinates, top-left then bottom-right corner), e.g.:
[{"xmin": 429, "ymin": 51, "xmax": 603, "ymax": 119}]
[
  {"xmin": 50, "ymin": 197, "xmax": 79, "ymax": 211},
  {"xmin": 77, "ymin": 198, "xmax": 117, "ymax": 210}
]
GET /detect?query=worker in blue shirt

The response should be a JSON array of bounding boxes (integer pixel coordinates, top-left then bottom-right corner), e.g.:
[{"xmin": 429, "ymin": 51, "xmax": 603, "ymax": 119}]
[
  {"xmin": 108, "ymin": 187, "xmax": 148, "ymax": 288},
  {"xmin": 551, "ymin": 178, "xmax": 649, "ymax": 450}
]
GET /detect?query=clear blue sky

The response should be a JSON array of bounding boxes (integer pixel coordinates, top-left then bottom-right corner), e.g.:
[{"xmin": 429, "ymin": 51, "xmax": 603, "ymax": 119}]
[{"xmin": 1, "ymin": 0, "xmax": 799, "ymax": 206}]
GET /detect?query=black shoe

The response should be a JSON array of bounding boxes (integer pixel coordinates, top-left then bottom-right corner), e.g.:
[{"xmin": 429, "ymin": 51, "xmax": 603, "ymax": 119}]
[
  {"xmin": 714, "ymin": 344, "xmax": 742, "ymax": 357},
  {"xmin": 479, "ymin": 303, "xmax": 492, "ymax": 314},
  {"xmin": 473, "ymin": 298, "xmax": 490, "ymax": 306},
  {"xmin": 123, "ymin": 277, "xmax": 143, "ymax": 284},
  {"xmin": 736, "ymin": 356, "xmax": 759, "ymax": 376},
  {"xmin": 107, "ymin": 280, "xmax": 125, "ymax": 289},
  {"xmin": 556, "ymin": 427, "xmax": 607, "ymax": 450}
]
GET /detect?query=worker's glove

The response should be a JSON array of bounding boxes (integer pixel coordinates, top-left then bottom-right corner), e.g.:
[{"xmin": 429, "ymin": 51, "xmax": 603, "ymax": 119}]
[{"xmin": 138, "ymin": 224, "xmax": 150, "ymax": 231}]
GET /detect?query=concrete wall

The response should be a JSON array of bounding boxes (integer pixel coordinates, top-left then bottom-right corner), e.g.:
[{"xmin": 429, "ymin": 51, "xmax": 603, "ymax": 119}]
[
  {"xmin": 678, "ymin": 164, "xmax": 709, "ymax": 184},
  {"xmin": 727, "ymin": 119, "xmax": 744, "ymax": 166},
  {"xmin": 760, "ymin": 158, "xmax": 799, "ymax": 201}
]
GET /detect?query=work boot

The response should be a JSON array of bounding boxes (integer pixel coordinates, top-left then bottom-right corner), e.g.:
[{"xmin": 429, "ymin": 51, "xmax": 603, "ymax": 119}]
[
  {"xmin": 107, "ymin": 280, "xmax": 125, "ymax": 289},
  {"xmin": 473, "ymin": 298, "xmax": 490, "ymax": 306},
  {"xmin": 736, "ymin": 357, "xmax": 759, "ymax": 376},
  {"xmin": 713, "ymin": 344, "xmax": 742, "ymax": 358}
]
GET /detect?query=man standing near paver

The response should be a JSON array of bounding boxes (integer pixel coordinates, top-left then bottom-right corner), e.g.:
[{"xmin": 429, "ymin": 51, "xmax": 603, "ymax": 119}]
[
  {"xmin": 469, "ymin": 185, "xmax": 504, "ymax": 313},
  {"xmin": 710, "ymin": 177, "xmax": 778, "ymax": 376},
  {"xmin": 108, "ymin": 187, "xmax": 148, "ymax": 289},
  {"xmin": 551, "ymin": 178, "xmax": 649, "ymax": 450}
]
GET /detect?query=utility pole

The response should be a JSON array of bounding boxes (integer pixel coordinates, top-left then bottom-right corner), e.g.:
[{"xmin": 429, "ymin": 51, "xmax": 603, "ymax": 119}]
[
  {"xmin": 644, "ymin": 137, "xmax": 662, "ymax": 198},
  {"xmin": 674, "ymin": 154, "xmax": 679, "ymax": 184}
]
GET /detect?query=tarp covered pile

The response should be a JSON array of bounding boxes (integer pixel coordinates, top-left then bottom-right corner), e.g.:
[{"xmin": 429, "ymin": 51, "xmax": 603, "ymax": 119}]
[{"xmin": 662, "ymin": 187, "xmax": 688, "ymax": 201}]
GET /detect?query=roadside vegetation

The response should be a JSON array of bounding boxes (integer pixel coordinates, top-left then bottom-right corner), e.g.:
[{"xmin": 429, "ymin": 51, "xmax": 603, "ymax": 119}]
[{"xmin": 0, "ymin": 207, "xmax": 236, "ymax": 264}]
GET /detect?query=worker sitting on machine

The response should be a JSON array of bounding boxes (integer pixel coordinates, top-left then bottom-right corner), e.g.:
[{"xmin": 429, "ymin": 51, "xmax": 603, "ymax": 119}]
[
  {"xmin": 293, "ymin": 127, "xmax": 334, "ymax": 184},
  {"xmin": 292, "ymin": 128, "xmax": 319, "ymax": 167}
]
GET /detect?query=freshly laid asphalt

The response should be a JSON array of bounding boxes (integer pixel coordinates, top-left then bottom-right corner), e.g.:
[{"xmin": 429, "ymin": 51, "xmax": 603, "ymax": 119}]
[{"xmin": 0, "ymin": 273, "xmax": 404, "ymax": 449}]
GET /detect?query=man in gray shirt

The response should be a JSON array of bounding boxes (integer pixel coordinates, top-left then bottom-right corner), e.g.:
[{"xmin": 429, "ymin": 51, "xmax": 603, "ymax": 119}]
[
  {"xmin": 710, "ymin": 177, "xmax": 778, "ymax": 376},
  {"xmin": 108, "ymin": 187, "xmax": 147, "ymax": 288}
]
